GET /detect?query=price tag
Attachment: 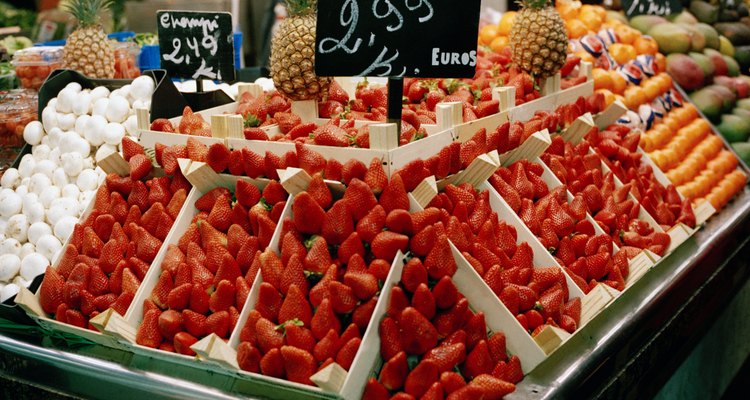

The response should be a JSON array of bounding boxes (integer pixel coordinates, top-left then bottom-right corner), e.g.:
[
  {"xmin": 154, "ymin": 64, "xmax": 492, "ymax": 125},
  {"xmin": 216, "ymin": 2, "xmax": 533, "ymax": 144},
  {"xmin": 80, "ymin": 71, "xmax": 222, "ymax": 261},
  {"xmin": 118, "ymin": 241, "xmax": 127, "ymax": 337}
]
[
  {"xmin": 621, "ymin": 0, "xmax": 682, "ymax": 17},
  {"xmin": 156, "ymin": 10, "xmax": 235, "ymax": 82},
  {"xmin": 315, "ymin": 0, "xmax": 481, "ymax": 78}
]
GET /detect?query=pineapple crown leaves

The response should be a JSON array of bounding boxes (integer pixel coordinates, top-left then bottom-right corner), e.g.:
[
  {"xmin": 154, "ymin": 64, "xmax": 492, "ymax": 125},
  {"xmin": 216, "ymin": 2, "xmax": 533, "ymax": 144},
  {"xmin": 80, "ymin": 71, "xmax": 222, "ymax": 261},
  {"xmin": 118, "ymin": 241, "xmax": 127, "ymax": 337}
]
[
  {"xmin": 64, "ymin": 0, "xmax": 113, "ymax": 26},
  {"xmin": 286, "ymin": 0, "xmax": 318, "ymax": 16},
  {"xmin": 516, "ymin": 0, "xmax": 553, "ymax": 9}
]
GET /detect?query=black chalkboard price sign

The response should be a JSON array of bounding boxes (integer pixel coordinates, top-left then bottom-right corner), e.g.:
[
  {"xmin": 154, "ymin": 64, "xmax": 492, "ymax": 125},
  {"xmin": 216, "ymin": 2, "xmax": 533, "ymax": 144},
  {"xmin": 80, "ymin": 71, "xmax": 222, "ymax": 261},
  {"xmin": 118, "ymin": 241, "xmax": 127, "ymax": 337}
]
[
  {"xmin": 315, "ymin": 0, "xmax": 481, "ymax": 78},
  {"xmin": 156, "ymin": 10, "xmax": 235, "ymax": 82},
  {"xmin": 621, "ymin": 0, "xmax": 682, "ymax": 17}
]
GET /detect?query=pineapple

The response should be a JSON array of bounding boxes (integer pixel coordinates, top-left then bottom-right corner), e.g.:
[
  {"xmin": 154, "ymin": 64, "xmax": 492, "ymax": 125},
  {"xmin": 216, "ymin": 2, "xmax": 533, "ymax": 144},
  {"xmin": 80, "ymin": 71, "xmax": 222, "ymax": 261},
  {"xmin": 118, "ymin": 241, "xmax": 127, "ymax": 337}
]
[
  {"xmin": 509, "ymin": 0, "xmax": 568, "ymax": 79},
  {"xmin": 62, "ymin": 0, "xmax": 115, "ymax": 79},
  {"xmin": 270, "ymin": 0, "xmax": 331, "ymax": 101}
]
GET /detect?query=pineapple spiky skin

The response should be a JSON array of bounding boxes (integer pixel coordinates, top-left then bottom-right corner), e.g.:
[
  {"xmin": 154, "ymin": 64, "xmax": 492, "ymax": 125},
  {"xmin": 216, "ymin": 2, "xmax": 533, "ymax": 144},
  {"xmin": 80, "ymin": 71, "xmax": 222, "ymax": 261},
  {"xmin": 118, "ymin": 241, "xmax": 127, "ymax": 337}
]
[
  {"xmin": 270, "ymin": 1, "xmax": 331, "ymax": 101},
  {"xmin": 62, "ymin": 0, "xmax": 115, "ymax": 79},
  {"xmin": 509, "ymin": 1, "xmax": 568, "ymax": 79}
]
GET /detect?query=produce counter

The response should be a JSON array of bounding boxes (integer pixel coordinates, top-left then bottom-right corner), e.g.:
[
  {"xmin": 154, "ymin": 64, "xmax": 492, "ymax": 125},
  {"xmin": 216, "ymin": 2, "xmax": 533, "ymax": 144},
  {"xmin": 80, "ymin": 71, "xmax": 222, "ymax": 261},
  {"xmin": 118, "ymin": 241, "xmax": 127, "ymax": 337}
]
[{"xmin": 1, "ymin": 185, "xmax": 749, "ymax": 399}]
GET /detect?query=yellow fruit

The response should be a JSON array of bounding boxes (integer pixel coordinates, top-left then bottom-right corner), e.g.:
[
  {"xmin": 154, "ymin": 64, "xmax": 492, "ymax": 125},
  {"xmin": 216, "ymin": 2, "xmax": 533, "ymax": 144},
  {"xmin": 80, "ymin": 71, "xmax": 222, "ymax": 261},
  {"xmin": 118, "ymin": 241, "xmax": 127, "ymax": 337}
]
[
  {"xmin": 480, "ymin": 24, "xmax": 500, "ymax": 45},
  {"xmin": 633, "ymin": 36, "xmax": 659, "ymax": 55},
  {"xmin": 593, "ymin": 68, "xmax": 614, "ymax": 91},
  {"xmin": 597, "ymin": 89, "xmax": 616, "ymax": 107},
  {"xmin": 610, "ymin": 71, "xmax": 627, "ymax": 95},
  {"xmin": 490, "ymin": 35, "xmax": 509, "ymax": 53},
  {"xmin": 498, "ymin": 12, "xmax": 517, "ymax": 36},
  {"xmin": 614, "ymin": 25, "xmax": 638, "ymax": 45},
  {"xmin": 566, "ymin": 19, "xmax": 588, "ymax": 39},
  {"xmin": 609, "ymin": 43, "xmax": 637, "ymax": 64}
]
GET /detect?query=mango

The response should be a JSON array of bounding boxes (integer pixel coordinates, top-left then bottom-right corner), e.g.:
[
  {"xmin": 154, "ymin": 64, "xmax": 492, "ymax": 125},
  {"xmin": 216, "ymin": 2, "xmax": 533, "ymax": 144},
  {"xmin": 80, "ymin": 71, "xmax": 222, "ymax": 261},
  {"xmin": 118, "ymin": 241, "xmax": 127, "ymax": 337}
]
[
  {"xmin": 704, "ymin": 84, "xmax": 737, "ymax": 113},
  {"xmin": 667, "ymin": 53, "xmax": 705, "ymax": 91},
  {"xmin": 717, "ymin": 114, "xmax": 750, "ymax": 143},
  {"xmin": 724, "ymin": 55, "xmax": 740, "ymax": 76},
  {"xmin": 690, "ymin": 88, "xmax": 724, "ymax": 121},
  {"xmin": 693, "ymin": 23, "xmax": 721, "ymax": 50},
  {"xmin": 630, "ymin": 15, "xmax": 668, "ymax": 34},
  {"xmin": 689, "ymin": 52, "xmax": 715, "ymax": 82},
  {"xmin": 736, "ymin": 97, "xmax": 750, "ymax": 111},
  {"xmin": 678, "ymin": 23, "xmax": 707, "ymax": 52},
  {"xmin": 649, "ymin": 23, "xmax": 692, "ymax": 54},
  {"xmin": 731, "ymin": 142, "xmax": 750, "ymax": 166},
  {"xmin": 670, "ymin": 10, "xmax": 699, "ymax": 24},
  {"xmin": 719, "ymin": 35, "xmax": 735, "ymax": 56},
  {"xmin": 704, "ymin": 48, "xmax": 730, "ymax": 76},
  {"xmin": 689, "ymin": 0, "xmax": 719, "ymax": 24}
]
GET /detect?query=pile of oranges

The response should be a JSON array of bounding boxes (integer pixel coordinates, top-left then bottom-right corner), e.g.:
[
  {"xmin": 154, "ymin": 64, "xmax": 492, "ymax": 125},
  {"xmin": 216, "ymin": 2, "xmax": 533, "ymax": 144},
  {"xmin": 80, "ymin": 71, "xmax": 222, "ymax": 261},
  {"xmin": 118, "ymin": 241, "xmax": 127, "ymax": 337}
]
[{"xmin": 478, "ymin": 11, "xmax": 517, "ymax": 53}]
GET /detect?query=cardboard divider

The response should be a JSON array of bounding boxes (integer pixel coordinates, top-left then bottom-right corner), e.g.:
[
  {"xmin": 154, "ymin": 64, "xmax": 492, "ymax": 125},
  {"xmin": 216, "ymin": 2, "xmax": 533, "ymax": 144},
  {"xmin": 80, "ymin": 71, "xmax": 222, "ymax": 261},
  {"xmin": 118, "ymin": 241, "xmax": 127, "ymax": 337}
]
[
  {"xmin": 438, "ymin": 153, "xmax": 499, "ymax": 190},
  {"xmin": 509, "ymin": 79, "xmax": 594, "ymax": 123},
  {"xmin": 96, "ymin": 151, "xmax": 131, "ymax": 177},
  {"xmin": 291, "ymin": 100, "xmax": 318, "ymax": 124},
  {"xmin": 559, "ymin": 113, "xmax": 595, "ymax": 145},
  {"xmin": 409, "ymin": 176, "xmax": 438, "ymax": 210},
  {"xmin": 499, "ymin": 129, "xmax": 552, "ymax": 166},
  {"xmin": 136, "ymin": 129, "xmax": 225, "ymax": 150},
  {"xmin": 542, "ymin": 73, "xmax": 562, "ymax": 97},
  {"xmin": 236, "ymin": 82, "xmax": 263, "ymax": 99},
  {"xmin": 694, "ymin": 201, "xmax": 716, "ymax": 226},
  {"xmin": 369, "ymin": 123, "xmax": 399, "ymax": 151},
  {"xmin": 453, "ymin": 112, "xmax": 509, "ymax": 143},
  {"xmin": 433, "ymin": 102, "xmax": 463, "ymax": 133},
  {"xmin": 593, "ymin": 100, "xmax": 628, "ymax": 130}
]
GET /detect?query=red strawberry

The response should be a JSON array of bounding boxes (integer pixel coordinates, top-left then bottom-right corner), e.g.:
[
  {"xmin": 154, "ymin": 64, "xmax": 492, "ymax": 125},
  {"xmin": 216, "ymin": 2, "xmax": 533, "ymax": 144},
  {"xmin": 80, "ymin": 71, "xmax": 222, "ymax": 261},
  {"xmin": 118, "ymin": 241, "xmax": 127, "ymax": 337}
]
[
  {"xmin": 425, "ymin": 234, "xmax": 457, "ymax": 280},
  {"xmin": 292, "ymin": 192, "xmax": 325, "ymax": 235},
  {"xmin": 343, "ymin": 178, "xmax": 379, "ymax": 221},
  {"xmin": 205, "ymin": 143, "xmax": 231, "ymax": 173},
  {"xmin": 364, "ymin": 158, "xmax": 388, "ymax": 195},
  {"xmin": 463, "ymin": 340, "xmax": 494, "ymax": 379},
  {"xmin": 129, "ymin": 154, "xmax": 153, "ymax": 181},
  {"xmin": 342, "ymin": 159, "xmax": 368, "ymax": 185},
  {"xmin": 296, "ymin": 143, "xmax": 327, "ymax": 176},
  {"xmin": 313, "ymin": 328, "xmax": 340, "ymax": 362},
  {"xmin": 405, "ymin": 359, "xmax": 440, "ymax": 398},
  {"xmin": 136, "ymin": 309, "xmax": 163, "ymax": 348},
  {"xmin": 284, "ymin": 322, "xmax": 316, "ymax": 353},
  {"xmin": 424, "ymin": 342, "xmax": 467, "ymax": 373},
  {"xmin": 303, "ymin": 235, "xmax": 333, "ymax": 274},
  {"xmin": 363, "ymin": 378, "xmax": 391, "ymax": 400},
  {"xmin": 281, "ymin": 346, "xmax": 316, "ymax": 385},
  {"xmin": 401, "ymin": 257, "xmax": 428, "ymax": 294},
  {"xmin": 205, "ymin": 310, "xmax": 230, "ymax": 338},
  {"xmin": 277, "ymin": 284, "xmax": 313, "ymax": 326},
  {"xmin": 380, "ymin": 351, "xmax": 409, "ymax": 391},
  {"xmin": 311, "ymin": 298, "xmax": 341, "ymax": 340},
  {"xmin": 433, "ymin": 297, "xmax": 470, "ymax": 338},
  {"xmin": 379, "ymin": 174, "xmax": 409, "ymax": 212},
  {"xmin": 399, "ymin": 307, "xmax": 438, "ymax": 355},
  {"xmin": 370, "ymin": 231, "xmax": 409, "ymax": 261},
  {"xmin": 121, "ymin": 136, "xmax": 145, "ymax": 161},
  {"xmin": 412, "ymin": 283, "xmax": 437, "ymax": 320},
  {"xmin": 237, "ymin": 342, "xmax": 262, "ymax": 373},
  {"xmin": 39, "ymin": 267, "xmax": 65, "ymax": 314},
  {"xmin": 356, "ymin": 205, "xmax": 387, "ymax": 244},
  {"xmin": 321, "ymin": 200, "xmax": 354, "ymax": 245},
  {"xmin": 209, "ymin": 279, "xmax": 236, "ymax": 313},
  {"xmin": 157, "ymin": 309, "xmax": 183, "ymax": 341},
  {"xmin": 468, "ymin": 374, "xmax": 516, "ymax": 398},
  {"xmin": 335, "ymin": 337, "xmax": 361, "ymax": 370},
  {"xmin": 260, "ymin": 348, "xmax": 285, "ymax": 378}
]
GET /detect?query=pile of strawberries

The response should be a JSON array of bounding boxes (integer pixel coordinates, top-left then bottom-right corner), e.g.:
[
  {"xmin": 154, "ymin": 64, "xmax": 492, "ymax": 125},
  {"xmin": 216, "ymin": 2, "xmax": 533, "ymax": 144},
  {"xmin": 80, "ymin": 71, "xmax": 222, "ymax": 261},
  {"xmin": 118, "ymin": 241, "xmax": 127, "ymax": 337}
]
[
  {"xmin": 426, "ymin": 182, "xmax": 581, "ymax": 335},
  {"xmin": 586, "ymin": 124, "xmax": 696, "ymax": 229},
  {"xmin": 233, "ymin": 163, "xmax": 416, "ymax": 385},
  {"xmin": 38, "ymin": 139, "xmax": 190, "ymax": 330},
  {"xmin": 542, "ymin": 137, "xmax": 671, "ymax": 256},
  {"xmin": 150, "ymin": 106, "xmax": 211, "ymax": 136},
  {"xmin": 135, "ymin": 179, "xmax": 287, "ymax": 355},
  {"xmin": 363, "ymin": 254, "xmax": 520, "ymax": 399}
]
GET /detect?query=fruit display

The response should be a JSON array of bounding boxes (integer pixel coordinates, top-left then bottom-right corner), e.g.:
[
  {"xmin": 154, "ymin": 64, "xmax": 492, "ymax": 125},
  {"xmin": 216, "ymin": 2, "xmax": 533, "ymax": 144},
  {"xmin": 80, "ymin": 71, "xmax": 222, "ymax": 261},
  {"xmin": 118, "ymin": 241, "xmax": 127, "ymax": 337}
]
[
  {"xmin": 0, "ymin": 89, "xmax": 37, "ymax": 148},
  {"xmin": 62, "ymin": 0, "xmax": 115, "ymax": 79},
  {"xmin": 3, "ymin": 1, "xmax": 750, "ymax": 399}
]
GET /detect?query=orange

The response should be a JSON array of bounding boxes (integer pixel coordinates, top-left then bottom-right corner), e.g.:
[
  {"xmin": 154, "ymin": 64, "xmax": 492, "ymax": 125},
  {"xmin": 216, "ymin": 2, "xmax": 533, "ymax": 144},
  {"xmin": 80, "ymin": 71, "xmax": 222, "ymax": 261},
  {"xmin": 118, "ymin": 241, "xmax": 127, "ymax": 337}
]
[
  {"xmin": 633, "ymin": 36, "xmax": 658, "ymax": 56},
  {"xmin": 479, "ymin": 24, "xmax": 500, "ymax": 46},
  {"xmin": 614, "ymin": 25, "xmax": 638, "ymax": 45},
  {"xmin": 581, "ymin": 4, "xmax": 606, "ymax": 20},
  {"xmin": 490, "ymin": 35, "xmax": 509, "ymax": 54},
  {"xmin": 623, "ymin": 86, "xmax": 647, "ymax": 108},
  {"xmin": 596, "ymin": 89, "xmax": 616, "ymax": 107},
  {"xmin": 498, "ymin": 12, "xmax": 517, "ymax": 36},
  {"xmin": 566, "ymin": 19, "xmax": 588, "ymax": 39},
  {"xmin": 579, "ymin": 12, "xmax": 602, "ymax": 31},
  {"xmin": 610, "ymin": 70, "xmax": 628, "ymax": 94},
  {"xmin": 609, "ymin": 43, "xmax": 637, "ymax": 65},
  {"xmin": 654, "ymin": 53, "xmax": 667, "ymax": 73},
  {"xmin": 642, "ymin": 79, "xmax": 661, "ymax": 102},
  {"xmin": 557, "ymin": 1, "xmax": 580, "ymax": 21},
  {"xmin": 592, "ymin": 68, "xmax": 614, "ymax": 91}
]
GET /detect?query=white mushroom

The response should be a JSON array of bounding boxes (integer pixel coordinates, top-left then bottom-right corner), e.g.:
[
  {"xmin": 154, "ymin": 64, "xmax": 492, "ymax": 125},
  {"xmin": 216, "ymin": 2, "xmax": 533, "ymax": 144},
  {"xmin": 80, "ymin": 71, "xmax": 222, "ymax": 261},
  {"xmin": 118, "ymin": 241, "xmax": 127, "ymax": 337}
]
[
  {"xmin": 102, "ymin": 122, "xmax": 126, "ymax": 145},
  {"xmin": 0, "ymin": 168, "xmax": 20, "ymax": 189},
  {"xmin": 20, "ymin": 253, "xmax": 49, "ymax": 281},
  {"xmin": 53, "ymin": 215, "xmax": 78, "ymax": 242},
  {"xmin": 27, "ymin": 222, "xmax": 52, "ymax": 245},
  {"xmin": 0, "ymin": 238, "xmax": 21, "ymax": 256},
  {"xmin": 57, "ymin": 112, "xmax": 77, "ymax": 131},
  {"xmin": 6, "ymin": 214, "xmax": 29, "ymax": 242},
  {"xmin": 0, "ymin": 189, "xmax": 22, "ymax": 217},
  {"xmin": 35, "ymin": 235, "xmax": 62, "ymax": 264},
  {"xmin": 83, "ymin": 114, "xmax": 107, "ymax": 147},
  {"xmin": 0, "ymin": 254, "xmax": 21, "ymax": 283},
  {"xmin": 92, "ymin": 97, "xmax": 109, "ymax": 117},
  {"xmin": 23, "ymin": 121, "xmax": 44, "ymax": 145}
]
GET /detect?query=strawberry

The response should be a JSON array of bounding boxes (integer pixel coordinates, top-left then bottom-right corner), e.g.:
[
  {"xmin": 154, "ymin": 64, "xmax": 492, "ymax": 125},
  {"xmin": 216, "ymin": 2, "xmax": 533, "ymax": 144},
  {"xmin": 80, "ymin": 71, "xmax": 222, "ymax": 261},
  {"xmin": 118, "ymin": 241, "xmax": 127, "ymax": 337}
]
[
  {"xmin": 341, "ymin": 179, "xmax": 378, "ymax": 222},
  {"xmin": 338, "ymin": 231, "xmax": 366, "ymax": 263},
  {"xmin": 380, "ymin": 351, "xmax": 409, "ymax": 391},
  {"xmin": 340, "ymin": 159, "xmax": 367, "ymax": 185},
  {"xmin": 295, "ymin": 143, "xmax": 326, "ymax": 176},
  {"xmin": 425, "ymin": 234, "xmax": 457, "ymax": 280},
  {"xmin": 585, "ymin": 251, "xmax": 610, "ymax": 281},
  {"xmin": 410, "ymin": 224, "xmax": 435, "ymax": 257},
  {"xmin": 129, "ymin": 154, "xmax": 153, "ymax": 182},
  {"xmin": 39, "ymin": 267, "xmax": 65, "ymax": 314},
  {"xmin": 363, "ymin": 378, "xmax": 391, "ymax": 400},
  {"xmin": 321, "ymin": 200, "xmax": 354, "ymax": 245},
  {"xmin": 434, "ymin": 297, "xmax": 470, "ymax": 338},
  {"xmin": 111, "ymin": 292, "xmax": 134, "ymax": 316},
  {"xmin": 336, "ymin": 337, "xmax": 361, "ymax": 370},
  {"xmin": 181, "ymin": 309, "xmax": 207, "ymax": 338},
  {"xmin": 364, "ymin": 157, "xmax": 388, "ymax": 195},
  {"xmin": 370, "ymin": 231, "xmax": 409, "ymax": 261},
  {"xmin": 281, "ymin": 345, "xmax": 316, "ymax": 385},
  {"xmin": 237, "ymin": 342, "xmax": 262, "ymax": 373},
  {"xmin": 291, "ymin": 192, "xmax": 326, "ymax": 236},
  {"xmin": 282, "ymin": 321, "xmax": 316, "ymax": 354},
  {"xmin": 136, "ymin": 309, "xmax": 163, "ymax": 348},
  {"xmin": 313, "ymin": 328, "xmax": 340, "ymax": 362},
  {"xmin": 121, "ymin": 136, "xmax": 145, "ymax": 161},
  {"xmin": 278, "ymin": 284, "xmax": 312, "ymax": 326},
  {"xmin": 399, "ymin": 307, "xmax": 438, "ymax": 355},
  {"xmin": 161, "ymin": 145, "xmax": 187, "ymax": 175},
  {"xmin": 387, "ymin": 286, "xmax": 410, "ymax": 320},
  {"xmin": 167, "ymin": 282, "xmax": 192, "ymax": 311},
  {"xmin": 309, "ymin": 264, "xmax": 338, "ymax": 307},
  {"xmin": 157, "ymin": 309, "xmax": 183, "ymax": 341},
  {"xmin": 329, "ymin": 281, "xmax": 358, "ymax": 314},
  {"xmin": 311, "ymin": 299, "xmax": 341, "ymax": 341},
  {"xmin": 205, "ymin": 143, "xmax": 230, "ymax": 173},
  {"xmin": 379, "ymin": 174, "xmax": 409, "ymax": 213},
  {"xmin": 424, "ymin": 342, "xmax": 467, "ymax": 373},
  {"xmin": 356, "ymin": 205, "xmax": 387, "ymax": 244},
  {"xmin": 386, "ymin": 209, "xmax": 413, "ymax": 235},
  {"xmin": 206, "ymin": 310, "xmax": 231, "ymax": 338},
  {"xmin": 304, "ymin": 235, "xmax": 333, "ymax": 274},
  {"xmin": 465, "ymin": 312, "xmax": 488, "ymax": 350},
  {"xmin": 468, "ymin": 374, "xmax": 516, "ymax": 398},
  {"xmin": 462, "ymin": 340, "xmax": 494, "ymax": 379},
  {"xmin": 405, "ymin": 359, "xmax": 439, "ymax": 398},
  {"xmin": 260, "ymin": 347, "xmax": 285, "ymax": 378},
  {"xmin": 121, "ymin": 266, "xmax": 142, "ymax": 295},
  {"xmin": 401, "ymin": 257, "xmax": 428, "ymax": 294}
]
